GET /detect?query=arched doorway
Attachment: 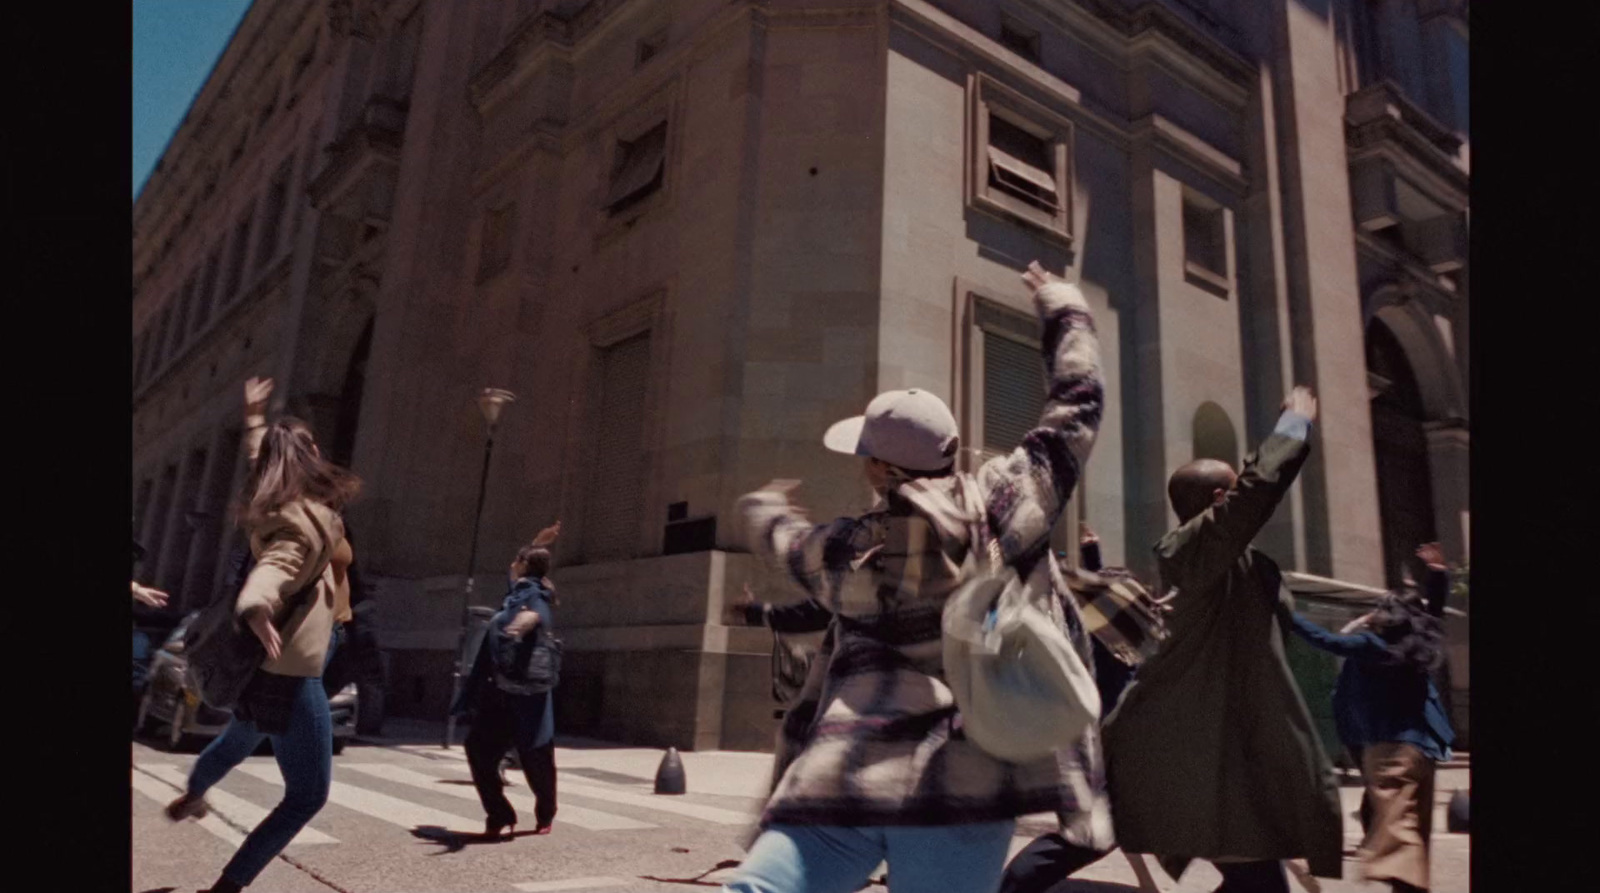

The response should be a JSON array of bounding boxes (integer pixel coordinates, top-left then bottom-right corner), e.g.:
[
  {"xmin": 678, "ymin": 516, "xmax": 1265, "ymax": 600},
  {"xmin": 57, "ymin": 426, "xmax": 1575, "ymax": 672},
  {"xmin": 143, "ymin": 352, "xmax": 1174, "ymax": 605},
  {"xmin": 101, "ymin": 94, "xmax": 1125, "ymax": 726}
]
[{"xmin": 1366, "ymin": 317, "xmax": 1436, "ymax": 589}]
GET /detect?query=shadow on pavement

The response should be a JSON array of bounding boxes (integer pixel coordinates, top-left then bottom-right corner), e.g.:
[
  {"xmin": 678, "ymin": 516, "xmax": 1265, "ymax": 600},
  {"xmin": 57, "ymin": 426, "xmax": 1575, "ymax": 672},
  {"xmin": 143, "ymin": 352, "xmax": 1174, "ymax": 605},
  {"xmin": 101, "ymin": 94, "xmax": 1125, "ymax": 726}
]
[
  {"xmin": 136, "ymin": 888, "xmax": 177, "ymax": 893},
  {"xmin": 410, "ymin": 824, "xmax": 546, "ymax": 854}
]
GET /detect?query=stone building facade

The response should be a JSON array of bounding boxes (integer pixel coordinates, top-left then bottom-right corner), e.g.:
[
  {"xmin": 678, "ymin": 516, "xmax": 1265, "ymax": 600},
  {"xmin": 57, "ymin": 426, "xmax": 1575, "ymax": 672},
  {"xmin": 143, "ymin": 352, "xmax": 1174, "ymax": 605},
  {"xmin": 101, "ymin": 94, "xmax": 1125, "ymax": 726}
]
[{"xmin": 132, "ymin": 0, "xmax": 1469, "ymax": 751}]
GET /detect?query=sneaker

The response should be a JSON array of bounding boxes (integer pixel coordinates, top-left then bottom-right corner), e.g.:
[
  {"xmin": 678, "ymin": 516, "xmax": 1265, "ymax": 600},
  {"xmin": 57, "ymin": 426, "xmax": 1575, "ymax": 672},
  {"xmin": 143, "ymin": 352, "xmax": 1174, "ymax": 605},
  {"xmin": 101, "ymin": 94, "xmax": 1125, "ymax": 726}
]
[{"xmin": 165, "ymin": 792, "xmax": 209, "ymax": 821}]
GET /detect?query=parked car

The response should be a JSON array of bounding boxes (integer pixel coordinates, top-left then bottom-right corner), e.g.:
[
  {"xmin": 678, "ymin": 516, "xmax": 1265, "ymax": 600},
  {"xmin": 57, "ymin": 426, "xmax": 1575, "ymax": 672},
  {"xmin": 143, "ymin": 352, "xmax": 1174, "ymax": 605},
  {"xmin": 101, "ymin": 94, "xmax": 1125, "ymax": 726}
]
[{"xmin": 135, "ymin": 611, "xmax": 357, "ymax": 753}]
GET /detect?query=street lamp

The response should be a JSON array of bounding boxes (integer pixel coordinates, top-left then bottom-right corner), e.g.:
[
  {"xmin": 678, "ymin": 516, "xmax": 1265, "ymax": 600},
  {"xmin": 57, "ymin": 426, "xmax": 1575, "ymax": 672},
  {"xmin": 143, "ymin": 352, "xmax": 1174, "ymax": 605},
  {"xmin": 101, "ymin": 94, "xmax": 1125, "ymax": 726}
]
[{"xmin": 443, "ymin": 387, "xmax": 516, "ymax": 748}]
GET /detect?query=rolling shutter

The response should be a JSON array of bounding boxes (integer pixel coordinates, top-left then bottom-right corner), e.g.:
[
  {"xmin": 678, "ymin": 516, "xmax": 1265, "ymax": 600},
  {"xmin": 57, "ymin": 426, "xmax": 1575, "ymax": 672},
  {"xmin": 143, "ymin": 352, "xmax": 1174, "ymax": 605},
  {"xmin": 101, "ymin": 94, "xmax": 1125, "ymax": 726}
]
[
  {"xmin": 584, "ymin": 332, "xmax": 652, "ymax": 560},
  {"xmin": 982, "ymin": 329, "xmax": 1045, "ymax": 454}
]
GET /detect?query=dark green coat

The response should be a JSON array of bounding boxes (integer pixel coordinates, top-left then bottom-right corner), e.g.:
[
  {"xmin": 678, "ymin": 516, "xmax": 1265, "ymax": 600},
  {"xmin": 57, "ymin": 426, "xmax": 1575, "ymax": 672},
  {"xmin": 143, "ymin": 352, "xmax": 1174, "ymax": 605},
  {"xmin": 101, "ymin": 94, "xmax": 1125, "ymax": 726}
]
[{"xmin": 1103, "ymin": 433, "xmax": 1344, "ymax": 878}]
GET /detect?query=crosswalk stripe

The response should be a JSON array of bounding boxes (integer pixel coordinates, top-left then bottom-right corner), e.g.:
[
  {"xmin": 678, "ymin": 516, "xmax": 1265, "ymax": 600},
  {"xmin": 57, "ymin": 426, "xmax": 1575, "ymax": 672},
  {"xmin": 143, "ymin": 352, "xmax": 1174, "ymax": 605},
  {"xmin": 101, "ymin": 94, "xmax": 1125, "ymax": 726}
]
[
  {"xmin": 234, "ymin": 763, "xmax": 481, "ymax": 831},
  {"xmin": 140, "ymin": 764, "xmax": 338, "ymax": 845},
  {"xmin": 554, "ymin": 778, "xmax": 754, "ymax": 826},
  {"xmin": 131, "ymin": 769, "xmax": 245, "ymax": 847},
  {"xmin": 512, "ymin": 878, "xmax": 630, "ymax": 892},
  {"xmin": 342, "ymin": 763, "xmax": 656, "ymax": 831}
]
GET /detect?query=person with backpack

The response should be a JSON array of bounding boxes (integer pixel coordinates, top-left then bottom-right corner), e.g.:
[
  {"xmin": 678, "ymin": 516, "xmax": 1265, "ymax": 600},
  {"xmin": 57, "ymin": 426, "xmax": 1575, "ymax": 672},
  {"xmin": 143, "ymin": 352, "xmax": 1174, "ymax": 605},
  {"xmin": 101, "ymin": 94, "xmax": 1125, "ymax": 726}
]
[
  {"xmin": 452, "ymin": 523, "xmax": 563, "ymax": 839},
  {"xmin": 720, "ymin": 261, "xmax": 1107, "ymax": 893},
  {"xmin": 163, "ymin": 377, "xmax": 360, "ymax": 893},
  {"xmin": 1283, "ymin": 543, "xmax": 1455, "ymax": 893}
]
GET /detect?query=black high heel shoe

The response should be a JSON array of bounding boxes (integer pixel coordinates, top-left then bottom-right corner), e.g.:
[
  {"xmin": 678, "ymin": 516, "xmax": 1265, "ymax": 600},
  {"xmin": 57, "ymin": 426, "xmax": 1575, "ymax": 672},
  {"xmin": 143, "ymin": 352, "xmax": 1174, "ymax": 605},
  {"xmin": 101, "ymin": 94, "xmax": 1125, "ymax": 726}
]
[{"xmin": 485, "ymin": 818, "xmax": 516, "ymax": 840}]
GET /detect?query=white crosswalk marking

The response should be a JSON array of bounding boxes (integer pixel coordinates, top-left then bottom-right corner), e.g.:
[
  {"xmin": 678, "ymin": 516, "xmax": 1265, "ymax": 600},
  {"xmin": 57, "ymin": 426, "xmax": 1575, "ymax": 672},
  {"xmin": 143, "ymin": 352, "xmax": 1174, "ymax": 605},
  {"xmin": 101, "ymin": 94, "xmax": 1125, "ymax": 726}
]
[
  {"xmin": 140, "ymin": 764, "xmax": 338, "ymax": 845},
  {"xmin": 512, "ymin": 878, "xmax": 630, "ymax": 892},
  {"xmin": 234, "ymin": 763, "xmax": 481, "ymax": 830},
  {"xmin": 131, "ymin": 768, "xmax": 244, "ymax": 847},
  {"xmin": 342, "ymin": 763, "xmax": 656, "ymax": 831},
  {"xmin": 555, "ymin": 778, "xmax": 754, "ymax": 826}
]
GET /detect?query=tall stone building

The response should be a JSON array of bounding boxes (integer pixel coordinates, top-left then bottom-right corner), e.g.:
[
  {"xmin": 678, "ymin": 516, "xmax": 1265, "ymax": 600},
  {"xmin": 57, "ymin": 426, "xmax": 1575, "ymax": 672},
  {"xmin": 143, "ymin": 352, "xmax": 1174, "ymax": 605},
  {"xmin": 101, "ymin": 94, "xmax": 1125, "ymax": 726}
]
[{"xmin": 133, "ymin": 0, "xmax": 1469, "ymax": 750}]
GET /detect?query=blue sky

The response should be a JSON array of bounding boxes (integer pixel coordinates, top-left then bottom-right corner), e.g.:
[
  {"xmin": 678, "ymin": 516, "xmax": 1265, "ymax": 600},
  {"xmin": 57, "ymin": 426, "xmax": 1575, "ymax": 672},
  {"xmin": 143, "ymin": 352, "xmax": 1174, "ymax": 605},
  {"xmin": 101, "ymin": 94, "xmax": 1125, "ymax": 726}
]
[{"xmin": 132, "ymin": 0, "xmax": 255, "ymax": 199}]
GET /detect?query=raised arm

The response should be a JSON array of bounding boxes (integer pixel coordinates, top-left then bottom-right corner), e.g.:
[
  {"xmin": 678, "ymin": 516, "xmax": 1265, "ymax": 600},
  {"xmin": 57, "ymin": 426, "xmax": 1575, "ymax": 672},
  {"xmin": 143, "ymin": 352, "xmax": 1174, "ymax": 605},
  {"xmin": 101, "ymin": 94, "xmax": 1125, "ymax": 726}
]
[
  {"xmin": 737, "ymin": 481, "xmax": 874, "ymax": 614},
  {"xmin": 1286, "ymin": 610, "xmax": 1390, "ymax": 660},
  {"xmin": 1156, "ymin": 389, "xmax": 1316, "ymax": 593},
  {"xmin": 242, "ymin": 376, "xmax": 274, "ymax": 467},
  {"xmin": 976, "ymin": 263, "xmax": 1105, "ymax": 565}
]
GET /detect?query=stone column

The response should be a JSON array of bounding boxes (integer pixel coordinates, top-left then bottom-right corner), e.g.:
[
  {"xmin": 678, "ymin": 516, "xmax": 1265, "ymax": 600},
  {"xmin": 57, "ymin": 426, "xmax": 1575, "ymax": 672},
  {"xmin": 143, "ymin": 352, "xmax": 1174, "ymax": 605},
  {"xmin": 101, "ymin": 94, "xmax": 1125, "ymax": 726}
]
[
  {"xmin": 1268, "ymin": 0, "xmax": 1385, "ymax": 586},
  {"xmin": 1424, "ymin": 423, "xmax": 1469, "ymax": 564}
]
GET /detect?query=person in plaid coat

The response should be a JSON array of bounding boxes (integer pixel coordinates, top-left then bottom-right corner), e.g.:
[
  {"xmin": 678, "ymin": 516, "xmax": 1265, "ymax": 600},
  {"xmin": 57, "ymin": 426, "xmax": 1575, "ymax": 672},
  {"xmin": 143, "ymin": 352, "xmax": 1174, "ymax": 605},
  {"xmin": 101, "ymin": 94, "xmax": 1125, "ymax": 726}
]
[{"xmin": 723, "ymin": 262, "xmax": 1107, "ymax": 893}]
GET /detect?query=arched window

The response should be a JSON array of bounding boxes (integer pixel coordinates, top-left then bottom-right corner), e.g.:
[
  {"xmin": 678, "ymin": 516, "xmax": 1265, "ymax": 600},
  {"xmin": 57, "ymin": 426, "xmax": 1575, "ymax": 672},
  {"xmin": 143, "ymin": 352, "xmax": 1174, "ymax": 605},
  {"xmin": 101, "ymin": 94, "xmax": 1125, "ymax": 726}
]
[{"xmin": 1192, "ymin": 401, "xmax": 1239, "ymax": 468}]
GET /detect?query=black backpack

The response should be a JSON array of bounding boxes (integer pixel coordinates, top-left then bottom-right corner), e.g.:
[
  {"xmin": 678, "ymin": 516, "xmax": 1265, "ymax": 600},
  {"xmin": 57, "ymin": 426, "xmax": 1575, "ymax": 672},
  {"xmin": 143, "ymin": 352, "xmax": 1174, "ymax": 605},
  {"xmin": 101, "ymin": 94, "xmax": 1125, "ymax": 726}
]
[
  {"xmin": 491, "ymin": 610, "xmax": 562, "ymax": 696},
  {"xmin": 184, "ymin": 547, "xmax": 316, "ymax": 711}
]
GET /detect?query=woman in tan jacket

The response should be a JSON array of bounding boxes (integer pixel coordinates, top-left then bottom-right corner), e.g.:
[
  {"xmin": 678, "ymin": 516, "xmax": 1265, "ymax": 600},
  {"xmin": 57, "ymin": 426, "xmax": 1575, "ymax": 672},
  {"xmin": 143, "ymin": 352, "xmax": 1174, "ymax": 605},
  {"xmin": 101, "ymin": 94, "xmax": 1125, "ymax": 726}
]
[{"xmin": 165, "ymin": 378, "xmax": 359, "ymax": 893}]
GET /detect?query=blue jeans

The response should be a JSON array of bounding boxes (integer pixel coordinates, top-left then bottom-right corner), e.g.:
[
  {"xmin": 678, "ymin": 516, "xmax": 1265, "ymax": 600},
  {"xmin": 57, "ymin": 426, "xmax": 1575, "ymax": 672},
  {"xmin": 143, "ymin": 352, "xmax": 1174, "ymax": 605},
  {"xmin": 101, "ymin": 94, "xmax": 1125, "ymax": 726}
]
[
  {"xmin": 187, "ymin": 630, "xmax": 339, "ymax": 886},
  {"xmin": 724, "ymin": 820, "xmax": 1017, "ymax": 893}
]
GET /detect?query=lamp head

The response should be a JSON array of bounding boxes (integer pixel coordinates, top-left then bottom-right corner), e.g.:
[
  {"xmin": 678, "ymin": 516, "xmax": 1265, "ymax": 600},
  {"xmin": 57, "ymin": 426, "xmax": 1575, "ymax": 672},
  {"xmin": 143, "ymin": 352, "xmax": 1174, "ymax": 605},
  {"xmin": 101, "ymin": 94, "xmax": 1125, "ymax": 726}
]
[{"xmin": 478, "ymin": 388, "xmax": 516, "ymax": 429}]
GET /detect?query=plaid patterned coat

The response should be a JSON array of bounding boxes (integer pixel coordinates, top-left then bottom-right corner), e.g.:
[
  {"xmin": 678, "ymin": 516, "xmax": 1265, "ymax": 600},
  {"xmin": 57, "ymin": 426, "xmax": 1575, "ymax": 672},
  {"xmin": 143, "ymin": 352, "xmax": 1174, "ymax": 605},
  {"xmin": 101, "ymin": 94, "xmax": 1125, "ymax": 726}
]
[{"xmin": 737, "ymin": 282, "xmax": 1111, "ymax": 842}]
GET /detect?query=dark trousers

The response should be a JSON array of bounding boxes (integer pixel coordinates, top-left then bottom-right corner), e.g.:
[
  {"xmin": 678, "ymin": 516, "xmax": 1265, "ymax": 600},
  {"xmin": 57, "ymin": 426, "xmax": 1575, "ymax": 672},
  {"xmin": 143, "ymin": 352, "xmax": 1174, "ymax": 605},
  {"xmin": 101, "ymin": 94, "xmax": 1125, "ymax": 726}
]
[
  {"xmin": 464, "ymin": 687, "xmax": 556, "ymax": 828},
  {"xmin": 998, "ymin": 833, "xmax": 1107, "ymax": 893}
]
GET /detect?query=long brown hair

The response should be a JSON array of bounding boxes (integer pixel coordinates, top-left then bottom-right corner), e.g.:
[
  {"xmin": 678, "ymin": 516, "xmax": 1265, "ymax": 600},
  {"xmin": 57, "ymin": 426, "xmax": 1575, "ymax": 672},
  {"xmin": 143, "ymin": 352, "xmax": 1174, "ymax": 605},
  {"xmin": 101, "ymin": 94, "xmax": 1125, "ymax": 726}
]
[{"xmin": 240, "ymin": 418, "xmax": 361, "ymax": 523}]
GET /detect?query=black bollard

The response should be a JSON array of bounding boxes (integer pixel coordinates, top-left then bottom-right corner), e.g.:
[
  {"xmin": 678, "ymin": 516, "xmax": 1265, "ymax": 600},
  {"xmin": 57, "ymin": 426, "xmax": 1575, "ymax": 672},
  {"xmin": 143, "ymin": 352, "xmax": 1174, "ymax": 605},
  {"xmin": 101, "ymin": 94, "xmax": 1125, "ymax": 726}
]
[
  {"xmin": 655, "ymin": 746, "xmax": 687, "ymax": 795},
  {"xmin": 1446, "ymin": 788, "xmax": 1469, "ymax": 833}
]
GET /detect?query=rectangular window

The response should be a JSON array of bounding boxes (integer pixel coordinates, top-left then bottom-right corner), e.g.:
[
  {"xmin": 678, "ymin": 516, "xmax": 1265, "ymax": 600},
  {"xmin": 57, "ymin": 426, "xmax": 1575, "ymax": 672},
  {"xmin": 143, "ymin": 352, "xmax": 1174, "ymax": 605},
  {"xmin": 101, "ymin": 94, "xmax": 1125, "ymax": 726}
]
[
  {"xmin": 256, "ymin": 160, "xmax": 292, "ymax": 270},
  {"xmin": 583, "ymin": 332, "xmax": 652, "ymax": 560},
  {"xmin": 291, "ymin": 132, "xmax": 320, "ymax": 244},
  {"xmin": 605, "ymin": 121, "xmax": 667, "ymax": 216},
  {"xmin": 476, "ymin": 204, "xmax": 515, "ymax": 282},
  {"xmin": 224, "ymin": 203, "xmax": 256, "ymax": 302},
  {"xmin": 196, "ymin": 246, "xmax": 222, "ymax": 329},
  {"xmin": 134, "ymin": 329, "xmax": 153, "ymax": 385},
  {"xmin": 173, "ymin": 274, "xmax": 198, "ymax": 352},
  {"xmin": 1181, "ymin": 189, "xmax": 1231, "ymax": 296},
  {"xmin": 986, "ymin": 114, "xmax": 1058, "ymax": 214},
  {"xmin": 152, "ymin": 307, "xmax": 174, "ymax": 374},
  {"xmin": 968, "ymin": 74, "xmax": 1073, "ymax": 242},
  {"xmin": 999, "ymin": 18, "xmax": 1041, "ymax": 63}
]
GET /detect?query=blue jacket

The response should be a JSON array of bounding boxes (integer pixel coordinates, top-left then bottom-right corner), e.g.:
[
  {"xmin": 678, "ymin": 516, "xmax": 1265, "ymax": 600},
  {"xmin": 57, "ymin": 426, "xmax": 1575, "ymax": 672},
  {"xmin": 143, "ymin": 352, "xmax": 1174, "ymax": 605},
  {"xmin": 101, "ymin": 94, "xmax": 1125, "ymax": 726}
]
[
  {"xmin": 1286, "ymin": 570, "xmax": 1454, "ymax": 760},
  {"xmin": 452, "ymin": 577, "xmax": 556, "ymax": 747}
]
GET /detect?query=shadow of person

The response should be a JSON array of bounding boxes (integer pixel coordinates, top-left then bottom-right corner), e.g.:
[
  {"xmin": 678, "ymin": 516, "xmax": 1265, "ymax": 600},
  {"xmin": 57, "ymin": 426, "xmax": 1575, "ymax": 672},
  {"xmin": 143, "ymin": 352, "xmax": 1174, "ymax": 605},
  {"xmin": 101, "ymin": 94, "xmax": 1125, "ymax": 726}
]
[
  {"xmin": 135, "ymin": 887, "xmax": 177, "ymax": 893},
  {"xmin": 410, "ymin": 824, "xmax": 545, "ymax": 855}
]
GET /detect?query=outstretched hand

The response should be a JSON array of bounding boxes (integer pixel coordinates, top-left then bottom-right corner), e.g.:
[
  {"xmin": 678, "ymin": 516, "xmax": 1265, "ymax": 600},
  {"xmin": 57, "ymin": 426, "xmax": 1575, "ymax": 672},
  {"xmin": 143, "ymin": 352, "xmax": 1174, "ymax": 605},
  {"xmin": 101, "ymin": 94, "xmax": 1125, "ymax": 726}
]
[
  {"xmin": 1021, "ymin": 260, "xmax": 1065, "ymax": 295},
  {"xmin": 531, "ymin": 520, "xmax": 562, "ymax": 548},
  {"xmin": 726, "ymin": 582, "xmax": 758, "ymax": 625},
  {"xmin": 1415, "ymin": 542, "xmax": 1447, "ymax": 571},
  {"xmin": 245, "ymin": 376, "xmax": 275, "ymax": 419},
  {"xmin": 1282, "ymin": 386, "xmax": 1318, "ymax": 424},
  {"xmin": 1079, "ymin": 524, "xmax": 1099, "ymax": 547},
  {"xmin": 246, "ymin": 608, "xmax": 282, "ymax": 662},
  {"xmin": 131, "ymin": 581, "xmax": 169, "ymax": 608}
]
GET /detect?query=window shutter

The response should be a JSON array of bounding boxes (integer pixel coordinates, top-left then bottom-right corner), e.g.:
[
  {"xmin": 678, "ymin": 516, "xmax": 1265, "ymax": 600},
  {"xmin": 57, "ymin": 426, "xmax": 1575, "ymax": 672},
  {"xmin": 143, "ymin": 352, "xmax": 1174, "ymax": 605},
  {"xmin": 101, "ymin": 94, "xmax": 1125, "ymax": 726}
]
[
  {"xmin": 982, "ymin": 330, "xmax": 1045, "ymax": 453},
  {"xmin": 584, "ymin": 333, "xmax": 652, "ymax": 560}
]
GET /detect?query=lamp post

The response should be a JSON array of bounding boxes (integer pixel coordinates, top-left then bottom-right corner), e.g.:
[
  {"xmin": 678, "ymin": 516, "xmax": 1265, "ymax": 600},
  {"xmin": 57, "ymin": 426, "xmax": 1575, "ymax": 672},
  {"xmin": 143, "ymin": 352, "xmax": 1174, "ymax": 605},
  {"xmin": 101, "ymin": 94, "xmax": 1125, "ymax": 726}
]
[{"xmin": 443, "ymin": 387, "xmax": 516, "ymax": 748}]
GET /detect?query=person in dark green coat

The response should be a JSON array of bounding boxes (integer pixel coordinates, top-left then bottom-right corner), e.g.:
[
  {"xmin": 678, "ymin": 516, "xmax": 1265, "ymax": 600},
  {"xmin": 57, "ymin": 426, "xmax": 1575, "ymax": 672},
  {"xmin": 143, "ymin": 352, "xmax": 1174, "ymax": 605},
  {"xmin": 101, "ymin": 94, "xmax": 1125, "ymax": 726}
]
[{"xmin": 1103, "ymin": 387, "xmax": 1343, "ymax": 893}]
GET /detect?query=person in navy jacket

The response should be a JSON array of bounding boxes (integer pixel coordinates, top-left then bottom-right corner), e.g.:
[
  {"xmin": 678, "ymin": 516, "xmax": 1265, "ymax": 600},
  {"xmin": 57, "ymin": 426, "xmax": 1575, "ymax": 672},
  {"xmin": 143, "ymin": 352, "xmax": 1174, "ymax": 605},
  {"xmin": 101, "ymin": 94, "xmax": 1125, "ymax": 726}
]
[{"xmin": 1285, "ymin": 543, "xmax": 1455, "ymax": 893}]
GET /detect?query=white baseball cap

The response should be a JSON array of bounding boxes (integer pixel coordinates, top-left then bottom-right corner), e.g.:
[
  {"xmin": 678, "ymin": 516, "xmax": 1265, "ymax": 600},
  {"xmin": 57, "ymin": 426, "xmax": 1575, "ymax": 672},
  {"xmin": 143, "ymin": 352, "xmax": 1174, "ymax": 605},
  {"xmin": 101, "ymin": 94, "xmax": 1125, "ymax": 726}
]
[{"xmin": 823, "ymin": 388, "xmax": 961, "ymax": 472}]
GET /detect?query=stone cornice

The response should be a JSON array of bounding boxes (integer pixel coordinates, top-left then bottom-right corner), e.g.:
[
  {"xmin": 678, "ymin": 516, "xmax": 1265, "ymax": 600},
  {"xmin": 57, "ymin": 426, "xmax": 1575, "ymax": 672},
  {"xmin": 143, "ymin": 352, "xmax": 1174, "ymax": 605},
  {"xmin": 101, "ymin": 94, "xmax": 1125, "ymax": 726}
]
[
  {"xmin": 1346, "ymin": 81, "xmax": 1467, "ymax": 212},
  {"xmin": 134, "ymin": 0, "xmax": 316, "ymax": 233},
  {"xmin": 1354, "ymin": 232, "xmax": 1461, "ymax": 306}
]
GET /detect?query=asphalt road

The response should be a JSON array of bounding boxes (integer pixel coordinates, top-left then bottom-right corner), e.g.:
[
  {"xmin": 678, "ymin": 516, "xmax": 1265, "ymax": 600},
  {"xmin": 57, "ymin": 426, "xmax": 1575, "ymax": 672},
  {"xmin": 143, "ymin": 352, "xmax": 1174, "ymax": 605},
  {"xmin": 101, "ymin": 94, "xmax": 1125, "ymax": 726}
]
[{"xmin": 132, "ymin": 735, "xmax": 1469, "ymax": 893}]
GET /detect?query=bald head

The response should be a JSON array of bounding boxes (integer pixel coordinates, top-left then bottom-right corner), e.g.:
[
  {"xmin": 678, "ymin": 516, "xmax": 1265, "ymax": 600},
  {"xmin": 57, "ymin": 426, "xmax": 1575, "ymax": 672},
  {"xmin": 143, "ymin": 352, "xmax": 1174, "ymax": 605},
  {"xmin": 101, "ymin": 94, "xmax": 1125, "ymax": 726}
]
[{"xmin": 1169, "ymin": 459, "xmax": 1238, "ymax": 522}]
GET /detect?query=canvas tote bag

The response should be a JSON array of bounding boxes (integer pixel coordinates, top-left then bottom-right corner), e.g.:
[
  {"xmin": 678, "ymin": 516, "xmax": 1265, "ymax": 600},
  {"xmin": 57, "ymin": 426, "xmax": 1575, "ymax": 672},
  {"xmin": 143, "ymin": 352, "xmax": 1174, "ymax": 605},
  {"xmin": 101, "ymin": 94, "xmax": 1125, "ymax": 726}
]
[{"xmin": 942, "ymin": 476, "xmax": 1100, "ymax": 762}]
